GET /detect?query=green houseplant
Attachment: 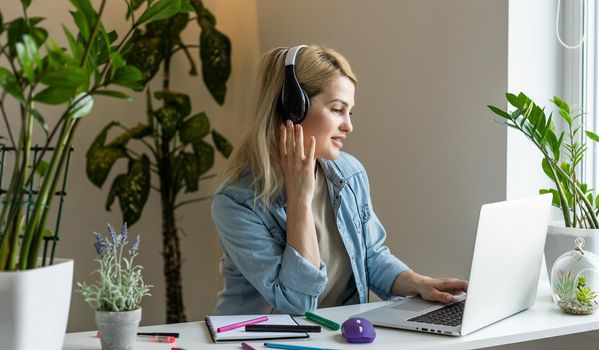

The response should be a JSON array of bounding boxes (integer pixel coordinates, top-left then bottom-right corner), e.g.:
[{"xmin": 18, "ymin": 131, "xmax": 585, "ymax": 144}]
[
  {"xmin": 85, "ymin": 0, "xmax": 232, "ymax": 323},
  {"xmin": 488, "ymin": 92, "xmax": 599, "ymax": 228},
  {"xmin": 78, "ymin": 223, "xmax": 151, "ymax": 350},
  {"xmin": 488, "ymin": 92, "xmax": 599, "ymax": 276},
  {"xmin": 0, "ymin": 1, "xmax": 191, "ymax": 348}
]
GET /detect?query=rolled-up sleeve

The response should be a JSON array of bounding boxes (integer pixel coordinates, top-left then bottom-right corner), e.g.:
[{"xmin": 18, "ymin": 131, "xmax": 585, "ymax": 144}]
[
  {"xmin": 365, "ymin": 210, "xmax": 411, "ymax": 299},
  {"xmin": 212, "ymin": 192, "xmax": 328, "ymax": 315}
]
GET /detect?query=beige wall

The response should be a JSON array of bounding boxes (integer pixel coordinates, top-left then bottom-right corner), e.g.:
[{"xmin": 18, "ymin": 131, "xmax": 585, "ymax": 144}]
[{"xmin": 256, "ymin": 0, "xmax": 508, "ymax": 280}]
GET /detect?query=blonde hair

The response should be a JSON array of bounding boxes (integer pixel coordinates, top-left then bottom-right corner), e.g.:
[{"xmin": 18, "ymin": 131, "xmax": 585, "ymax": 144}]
[{"xmin": 216, "ymin": 45, "xmax": 357, "ymax": 209}]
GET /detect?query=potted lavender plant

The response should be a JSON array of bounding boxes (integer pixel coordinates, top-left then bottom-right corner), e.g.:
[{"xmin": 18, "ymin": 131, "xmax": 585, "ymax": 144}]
[{"xmin": 77, "ymin": 224, "xmax": 151, "ymax": 350}]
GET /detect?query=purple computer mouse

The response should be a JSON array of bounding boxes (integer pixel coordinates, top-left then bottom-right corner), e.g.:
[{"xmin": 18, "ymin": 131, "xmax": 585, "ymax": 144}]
[{"xmin": 341, "ymin": 317, "xmax": 376, "ymax": 343}]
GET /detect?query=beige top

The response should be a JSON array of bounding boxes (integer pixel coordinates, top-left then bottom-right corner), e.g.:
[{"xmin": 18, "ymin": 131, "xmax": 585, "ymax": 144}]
[{"xmin": 312, "ymin": 165, "xmax": 359, "ymax": 308}]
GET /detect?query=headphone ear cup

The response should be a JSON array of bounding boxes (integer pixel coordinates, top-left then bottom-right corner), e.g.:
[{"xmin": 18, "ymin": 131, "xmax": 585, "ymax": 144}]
[{"xmin": 278, "ymin": 65, "xmax": 309, "ymax": 123}]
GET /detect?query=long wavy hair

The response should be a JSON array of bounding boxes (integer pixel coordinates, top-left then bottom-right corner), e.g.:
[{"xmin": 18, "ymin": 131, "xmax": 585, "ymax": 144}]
[{"xmin": 215, "ymin": 45, "xmax": 357, "ymax": 209}]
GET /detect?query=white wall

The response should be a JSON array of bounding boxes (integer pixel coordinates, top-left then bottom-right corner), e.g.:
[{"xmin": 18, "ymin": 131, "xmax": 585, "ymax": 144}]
[
  {"xmin": 256, "ymin": 0, "xmax": 508, "ymax": 280},
  {"xmin": 506, "ymin": 0, "xmax": 561, "ymax": 201}
]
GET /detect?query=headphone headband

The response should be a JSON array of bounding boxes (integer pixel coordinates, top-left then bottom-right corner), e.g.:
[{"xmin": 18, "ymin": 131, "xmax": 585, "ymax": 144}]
[
  {"xmin": 278, "ymin": 45, "xmax": 310, "ymax": 123},
  {"xmin": 285, "ymin": 45, "xmax": 308, "ymax": 66}
]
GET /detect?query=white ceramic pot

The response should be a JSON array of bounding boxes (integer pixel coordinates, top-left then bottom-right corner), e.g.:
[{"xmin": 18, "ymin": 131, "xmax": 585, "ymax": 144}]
[
  {"xmin": 0, "ymin": 258, "xmax": 73, "ymax": 350},
  {"xmin": 96, "ymin": 308, "xmax": 142, "ymax": 350},
  {"xmin": 545, "ymin": 225, "xmax": 599, "ymax": 274}
]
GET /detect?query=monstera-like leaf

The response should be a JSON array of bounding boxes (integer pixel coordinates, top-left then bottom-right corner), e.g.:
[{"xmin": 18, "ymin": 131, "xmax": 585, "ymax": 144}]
[
  {"xmin": 86, "ymin": 122, "xmax": 127, "ymax": 187},
  {"xmin": 192, "ymin": 140, "xmax": 214, "ymax": 176},
  {"xmin": 123, "ymin": 13, "xmax": 189, "ymax": 86},
  {"xmin": 105, "ymin": 155, "xmax": 151, "ymax": 226},
  {"xmin": 199, "ymin": 24, "xmax": 230, "ymax": 105},
  {"xmin": 86, "ymin": 122, "xmax": 153, "ymax": 187},
  {"xmin": 211, "ymin": 130, "xmax": 232, "ymax": 158},
  {"xmin": 154, "ymin": 91, "xmax": 191, "ymax": 141},
  {"xmin": 179, "ymin": 112, "xmax": 209, "ymax": 144}
]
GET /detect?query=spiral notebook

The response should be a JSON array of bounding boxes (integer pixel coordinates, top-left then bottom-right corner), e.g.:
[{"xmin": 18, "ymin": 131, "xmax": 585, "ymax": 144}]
[{"xmin": 205, "ymin": 314, "xmax": 309, "ymax": 342}]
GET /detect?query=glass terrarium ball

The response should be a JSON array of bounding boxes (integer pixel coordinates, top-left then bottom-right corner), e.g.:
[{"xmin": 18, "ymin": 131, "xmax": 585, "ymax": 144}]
[{"xmin": 550, "ymin": 237, "xmax": 599, "ymax": 315}]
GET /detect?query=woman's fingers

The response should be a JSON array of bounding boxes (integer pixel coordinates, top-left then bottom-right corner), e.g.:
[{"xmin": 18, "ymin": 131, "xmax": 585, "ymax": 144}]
[
  {"xmin": 286, "ymin": 121, "xmax": 295, "ymax": 158},
  {"xmin": 279, "ymin": 123, "xmax": 287, "ymax": 157},
  {"xmin": 295, "ymin": 125, "xmax": 304, "ymax": 159},
  {"xmin": 307, "ymin": 136, "xmax": 316, "ymax": 162}
]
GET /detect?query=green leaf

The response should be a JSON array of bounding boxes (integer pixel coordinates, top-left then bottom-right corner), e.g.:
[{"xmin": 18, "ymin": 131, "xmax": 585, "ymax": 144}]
[
  {"xmin": 16, "ymin": 35, "xmax": 41, "ymax": 82},
  {"xmin": 0, "ymin": 67, "xmax": 26, "ymax": 104},
  {"xmin": 69, "ymin": 0, "xmax": 96, "ymax": 40},
  {"xmin": 137, "ymin": 0, "xmax": 187, "ymax": 25},
  {"xmin": 193, "ymin": 140, "xmax": 214, "ymax": 175},
  {"xmin": 62, "ymin": 24, "xmax": 81, "ymax": 59},
  {"xmin": 86, "ymin": 122, "xmax": 128, "ymax": 187},
  {"xmin": 541, "ymin": 158, "xmax": 555, "ymax": 180},
  {"xmin": 21, "ymin": 0, "xmax": 32, "ymax": 9},
  {"xmin": 94, "ymin": 90, "xmax": 133, "ymax": 100},
  {"xmin": 0, "ymin": 12, "xmax": 4, "ymax": 35},
  {"xmin": 40, "ymin": 66, "xmax": 86, "ymax": 89},
  {"xmin": 33, "ymin": 87, "xmax": 76, "ymax": 105},
  {"xmin": 34, "ymin": 160, "xmax": 49, "ymax": 178},
  {"xmin": 154, "ymin": 91, "xmax": 191, "ymax": 140},
  {"xmin": 70, "ymin": 8, "xmax": 90, "ymax": 41},
  {"xmin": 586, "ymin": 131, "xmax": 599, "ymax": 143},
  {"xmin": 540, "ymin": 188, "xmax": 560, "ymax": 207},
  {"xmin": 553, "ymin": 96, "xmax": 570, "ymax": 113},
  {"xmin": 69, "ymin": 93, "xmax": 94, "ymax": 119},
  {"xmin": 109, "ymin": 124, "xmax": 153, "ymax": 147},
  {"xmin": 105, "ymin": 155, "xmax": 151, "ymax": 226},
  {"xmin": 506, "ymin": 93, "xmax": 520, "ymax": 108},
  {"xmin": 31, "ymin": 109, "xmax": 49, "ymax": 136},
  {"xmin": 180, "ymin": 151, "xmax": 199, "ymax": 192},
  {"xmin": 559, "ymin": 110, "xmax": 572, "ymax": 127},
  {"xmin": 179, "ymin": 112, "xmax": 210, "ymax": 144},
  {"xmin": 200, "ymin": 27, "xmax": 231, "ymax": 105},
  {"xmin": 212, "ymin": 130, "xmax": 233, "ymax": 158},
  {"xmin": 487, "ymin": 105, "xmax": 510, "ymax": 119},
  {"xmin": 112, "ymin": 65, "xmax": 143, "ymax": 91}
]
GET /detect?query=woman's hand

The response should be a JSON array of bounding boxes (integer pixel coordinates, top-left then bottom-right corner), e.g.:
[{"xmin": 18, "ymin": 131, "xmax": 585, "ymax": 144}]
[
  {"xmin": 279, "ymin": 120, "xmax": 316, "ymax": 207},
  {"xmin": 392, "ymin": 270, "xmax": 468, "ymax": 303},
  {"xmin": 279, "ymin": 120, "xmax": 320, "ymax": 268}
]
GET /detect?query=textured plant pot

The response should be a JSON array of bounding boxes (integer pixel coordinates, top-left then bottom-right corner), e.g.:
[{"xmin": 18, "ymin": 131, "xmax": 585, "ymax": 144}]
[
  {"xmin": 0, "ymin": 258, "xmax": 73, "ymax": 350},
  {"xmin": 96, "ymin": 308, "xmax": 141, "ymax": 350},
  {"xmin": 545, "ymin": 225, "xmax": 599, "ymax": 276}
]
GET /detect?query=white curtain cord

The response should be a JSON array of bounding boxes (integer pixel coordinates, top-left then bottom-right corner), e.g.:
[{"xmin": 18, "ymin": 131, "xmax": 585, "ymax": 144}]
[{"xmin": 556, "ymin": 0, "xmax": 586, "ymax": 49}]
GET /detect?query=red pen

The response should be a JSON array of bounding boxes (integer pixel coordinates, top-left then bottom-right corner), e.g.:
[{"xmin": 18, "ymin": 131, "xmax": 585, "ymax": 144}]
[{"xmin": 217, "ymin": 316, "xmax": 269, "ymax": 333}]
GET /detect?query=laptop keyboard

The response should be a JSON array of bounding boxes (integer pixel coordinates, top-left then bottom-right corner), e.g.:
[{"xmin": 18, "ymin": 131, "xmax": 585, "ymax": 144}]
[{"xmin": 407, "ymin": 300, "xmax": 465, "ymax": 327}]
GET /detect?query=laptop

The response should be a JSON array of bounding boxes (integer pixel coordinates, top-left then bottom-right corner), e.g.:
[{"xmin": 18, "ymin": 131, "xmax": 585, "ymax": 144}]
[{"xmin": 353, "ymin": 194, "xmax": 552, "ymax": 336}]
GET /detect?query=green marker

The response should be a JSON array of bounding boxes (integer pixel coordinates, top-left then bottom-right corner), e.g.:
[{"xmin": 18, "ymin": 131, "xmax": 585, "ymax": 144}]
[{"xmin": 304, "ymin": 312, "xmax": 340, "ymax": 331}]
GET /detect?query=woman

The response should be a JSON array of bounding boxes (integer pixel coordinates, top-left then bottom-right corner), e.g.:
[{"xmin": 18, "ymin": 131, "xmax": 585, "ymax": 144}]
[{"xmin": 211, "ymin": 45, "xmax": 467, "ymax": 315}]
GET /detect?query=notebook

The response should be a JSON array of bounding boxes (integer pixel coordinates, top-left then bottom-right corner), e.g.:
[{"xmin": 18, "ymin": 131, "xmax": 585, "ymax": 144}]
[{"xmin": 205, "ymin": 314, "xmax": 309, "ymax": 342}]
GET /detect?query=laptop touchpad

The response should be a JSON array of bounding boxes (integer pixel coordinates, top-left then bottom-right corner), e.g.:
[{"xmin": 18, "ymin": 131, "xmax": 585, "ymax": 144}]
[{"xmin": 392, "ymin": 298, "xmax": 437, "ymax": 312}]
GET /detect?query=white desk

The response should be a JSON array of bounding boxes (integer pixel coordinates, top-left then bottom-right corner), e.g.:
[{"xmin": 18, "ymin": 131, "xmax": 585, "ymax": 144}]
[{"xmin": 63, "ymin": 280, "xmax": 599, "ymax": 350}]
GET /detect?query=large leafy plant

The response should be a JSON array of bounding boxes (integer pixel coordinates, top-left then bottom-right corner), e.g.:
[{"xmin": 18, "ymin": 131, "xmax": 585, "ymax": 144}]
[
  {"xmin": 0, "ymin": 0, "xmax": 189, "ymax": 271},
  {"xmin": 85, "ymin": 0, "xmax": 232, "ymax": 323},
  {"xmin": 489, "ymin": 92, "xmax": 599, "ymax": 228}
]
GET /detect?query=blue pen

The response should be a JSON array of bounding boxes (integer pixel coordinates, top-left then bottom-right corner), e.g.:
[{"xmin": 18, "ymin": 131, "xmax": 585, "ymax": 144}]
[{"xmin": 264, "ymin": 342, "xmax": 341, "ymax": 350}]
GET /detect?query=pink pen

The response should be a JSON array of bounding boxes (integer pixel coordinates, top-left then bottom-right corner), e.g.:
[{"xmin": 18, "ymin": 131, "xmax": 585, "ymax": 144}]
[{"xmin": 217, "ymin": 316, "xmax": 269, "ymax": 333}]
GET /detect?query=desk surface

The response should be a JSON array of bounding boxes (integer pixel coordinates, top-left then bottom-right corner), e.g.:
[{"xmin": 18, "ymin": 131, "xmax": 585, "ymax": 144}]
[{"xmin": 63, "ymin": 280, "xmax": 599, "ymax": 350}]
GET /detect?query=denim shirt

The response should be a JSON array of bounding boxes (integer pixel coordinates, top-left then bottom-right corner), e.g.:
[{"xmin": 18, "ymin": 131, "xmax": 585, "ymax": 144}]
[{"xmin": 211, "ymin": 152, "xmax": 410, "ymax": 315}]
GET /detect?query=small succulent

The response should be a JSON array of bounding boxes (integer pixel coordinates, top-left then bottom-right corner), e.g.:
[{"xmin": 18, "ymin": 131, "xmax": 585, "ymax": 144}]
[
  {"xmin": 576, "ymin": 275, "xmax": 598, "ymax": 307},
  {"xmin": 78, "ymin": 223, "xmax": 152, "ymax": 312}
]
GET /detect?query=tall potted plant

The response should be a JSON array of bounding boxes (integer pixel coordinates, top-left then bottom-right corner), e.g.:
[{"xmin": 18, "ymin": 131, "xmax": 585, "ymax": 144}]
[
  {"xmin": 0, "ymin": 0, "xmax": 190, "ymax": 349},
  {"xmin": 488, "ymin": 92, "xmax": 599, "ymax": 271},
  {"xmin": 85, "ymin": 0, "xmax": 232, "ymax": 323}
]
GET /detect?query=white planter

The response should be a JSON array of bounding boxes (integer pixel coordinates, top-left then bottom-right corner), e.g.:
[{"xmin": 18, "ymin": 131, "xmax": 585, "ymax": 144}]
[
  {"xmin": 96, "ymin": 308, "xmax": 142, "ymax": 350},
  {"xmin": 0, "ymin": 259, "xmax": 73, "ymax": 350},
  {"xmin": 545, "ymin": 225, "xmax": 599, "ymax": 274}
]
